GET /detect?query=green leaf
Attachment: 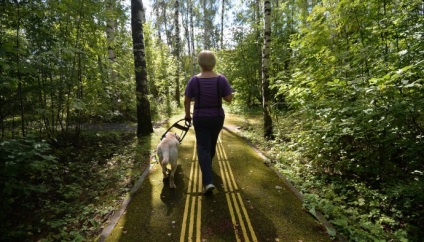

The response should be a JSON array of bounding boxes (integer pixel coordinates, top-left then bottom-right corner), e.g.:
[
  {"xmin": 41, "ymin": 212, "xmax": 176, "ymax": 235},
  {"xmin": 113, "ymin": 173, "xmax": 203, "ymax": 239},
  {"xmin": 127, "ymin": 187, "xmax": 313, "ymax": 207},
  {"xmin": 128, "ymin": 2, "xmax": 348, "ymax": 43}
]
[{"xmin": 326, "ymin": 226, "xmax": 337, "ymax": 237}]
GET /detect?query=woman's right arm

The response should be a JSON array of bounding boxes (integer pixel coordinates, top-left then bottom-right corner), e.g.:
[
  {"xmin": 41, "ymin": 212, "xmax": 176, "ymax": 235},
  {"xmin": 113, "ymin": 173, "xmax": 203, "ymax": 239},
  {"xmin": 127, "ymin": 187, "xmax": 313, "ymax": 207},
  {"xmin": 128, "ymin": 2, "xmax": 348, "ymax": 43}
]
[{"xmin": 184, "ymin": 95, "xmax": 192, "ymax": 120}]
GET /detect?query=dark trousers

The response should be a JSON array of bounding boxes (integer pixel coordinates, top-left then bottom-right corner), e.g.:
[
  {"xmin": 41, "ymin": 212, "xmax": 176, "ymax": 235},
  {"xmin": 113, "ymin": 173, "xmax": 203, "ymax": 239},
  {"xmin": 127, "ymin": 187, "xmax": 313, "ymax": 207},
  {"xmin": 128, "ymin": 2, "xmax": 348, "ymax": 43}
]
[{"xmin": 193, "ymin": 116, "xmax": 224, "ymax": 186}]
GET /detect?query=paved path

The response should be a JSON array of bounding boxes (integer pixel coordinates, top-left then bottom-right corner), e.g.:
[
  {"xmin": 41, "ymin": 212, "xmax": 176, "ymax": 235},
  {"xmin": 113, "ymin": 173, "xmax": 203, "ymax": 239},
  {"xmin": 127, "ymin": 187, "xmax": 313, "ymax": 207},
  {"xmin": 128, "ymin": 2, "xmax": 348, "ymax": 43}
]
[{"xmin": 101, "ymin": 124, "xmax": 330, "ymax": 242}]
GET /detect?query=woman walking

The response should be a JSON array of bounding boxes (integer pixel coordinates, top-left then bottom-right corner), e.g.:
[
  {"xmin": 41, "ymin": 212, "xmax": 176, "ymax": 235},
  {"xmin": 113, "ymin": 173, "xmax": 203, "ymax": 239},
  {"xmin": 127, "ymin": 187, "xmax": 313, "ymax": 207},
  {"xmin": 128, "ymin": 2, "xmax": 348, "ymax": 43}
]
[{"xmin": 184, "ymin": 50, "xmax": 233, "ymax": 194}]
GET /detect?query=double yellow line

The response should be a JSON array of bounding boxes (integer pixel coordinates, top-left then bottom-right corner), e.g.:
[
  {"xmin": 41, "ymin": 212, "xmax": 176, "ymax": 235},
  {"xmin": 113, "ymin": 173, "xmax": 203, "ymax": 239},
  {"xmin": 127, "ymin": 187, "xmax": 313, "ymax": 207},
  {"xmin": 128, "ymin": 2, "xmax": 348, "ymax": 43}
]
[
  {"xmin": 180, "ymin": 141, "xmax": 202, "ymax": 242},
  {"xmin": 217, "ymin": 138, "xmax": 258, "ymax": 242},
  {"xmin": 180, "ymin": 133, "xmax": 257, "ymax": 242}
]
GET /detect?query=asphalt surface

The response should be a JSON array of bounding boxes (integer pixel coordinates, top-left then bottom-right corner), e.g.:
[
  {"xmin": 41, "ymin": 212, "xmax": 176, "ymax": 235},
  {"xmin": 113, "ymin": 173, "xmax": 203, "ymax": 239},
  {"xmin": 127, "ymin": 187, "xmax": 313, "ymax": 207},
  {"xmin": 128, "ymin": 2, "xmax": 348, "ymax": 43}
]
[{"xmin": 100, "ymin": 118, "xmax": 331, "ymax": 242}]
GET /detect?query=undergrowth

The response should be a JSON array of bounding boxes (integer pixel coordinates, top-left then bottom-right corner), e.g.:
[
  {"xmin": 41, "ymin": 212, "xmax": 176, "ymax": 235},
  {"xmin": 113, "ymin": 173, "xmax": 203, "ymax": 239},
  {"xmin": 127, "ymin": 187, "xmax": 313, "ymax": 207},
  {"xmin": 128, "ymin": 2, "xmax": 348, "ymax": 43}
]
[
  {"xmin": 0, "ymin": 131, "xmax": 151, "ymax": 241},
  {"xmin": 0, "ymin": 103, "xmax": 181, "ymax": 241},
  {"xmin": 230, "ymin": 109, "xmax": 420, "ymax": 242}
]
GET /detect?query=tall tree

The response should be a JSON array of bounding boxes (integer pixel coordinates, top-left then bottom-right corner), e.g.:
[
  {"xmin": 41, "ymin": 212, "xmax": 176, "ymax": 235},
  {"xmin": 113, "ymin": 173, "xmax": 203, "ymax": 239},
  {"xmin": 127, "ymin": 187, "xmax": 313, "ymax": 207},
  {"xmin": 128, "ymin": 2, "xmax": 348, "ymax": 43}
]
[
  {"xmin": 220, "ymin": 0, "xmax": 225, "ymax": 49},
  {"xmin": 174, "ymin": 0, "xmax": 181, "ymax": 106},
  {"xmin": 200, "ymin": 0, "xmax": 218, "ymax": 49},
  {"xmin": 201, "ymin": 0, "xmax": 210, "ymax": 49},
  {"xmin": 190, "ymin": 0, "xmax": 196, "ymax": 74},
  {"xmin": 15, "ymin": 0, "xmax": 25, "ymax": 137},
  {"xmin": 262, "ymin": 0, "xmax": 273, "ymax": 139},
  {"xmin": 106, "ymin": 0, "xmax": 117, "ymax": 81},
  {"xmin": 131, "ymin": 0, "xmax": 153, "ymax": 137},
  {"xmin": 182, "ymin": 0, "xmax": 192, "ymax": 58}
]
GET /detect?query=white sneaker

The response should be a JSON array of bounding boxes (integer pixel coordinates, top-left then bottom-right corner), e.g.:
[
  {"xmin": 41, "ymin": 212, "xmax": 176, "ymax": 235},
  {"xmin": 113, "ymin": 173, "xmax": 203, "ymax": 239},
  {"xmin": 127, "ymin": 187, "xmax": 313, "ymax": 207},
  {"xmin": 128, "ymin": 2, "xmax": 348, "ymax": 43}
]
[{"xmin": 203, "ymin": 184, "xmax": 215, "ymax": 194}]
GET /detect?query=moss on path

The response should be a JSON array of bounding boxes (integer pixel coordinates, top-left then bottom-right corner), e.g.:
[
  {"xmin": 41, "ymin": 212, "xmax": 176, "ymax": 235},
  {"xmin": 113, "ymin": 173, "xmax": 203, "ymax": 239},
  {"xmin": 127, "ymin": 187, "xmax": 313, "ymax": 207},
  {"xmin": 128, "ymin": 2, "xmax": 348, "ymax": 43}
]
[{"xmin": 102, "ymin": 114, "xmax": 330, "ymax": 242}]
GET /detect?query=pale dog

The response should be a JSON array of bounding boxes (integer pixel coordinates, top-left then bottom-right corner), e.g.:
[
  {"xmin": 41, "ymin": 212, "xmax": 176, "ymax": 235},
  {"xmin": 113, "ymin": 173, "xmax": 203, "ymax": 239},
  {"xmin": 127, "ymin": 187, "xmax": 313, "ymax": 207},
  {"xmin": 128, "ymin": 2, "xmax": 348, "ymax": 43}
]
[{"xmin": 156, "ymin": 132, "xmax": 180, "ymax": 188}]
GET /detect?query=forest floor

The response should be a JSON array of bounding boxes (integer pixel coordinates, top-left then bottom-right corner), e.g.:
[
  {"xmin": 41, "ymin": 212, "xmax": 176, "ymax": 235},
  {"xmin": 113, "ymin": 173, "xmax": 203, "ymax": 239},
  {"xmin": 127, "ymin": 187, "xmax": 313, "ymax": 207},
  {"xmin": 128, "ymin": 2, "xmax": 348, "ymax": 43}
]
[{"xmin": 96, "ymin": 113, "xmax": 331, "ymax": 242}]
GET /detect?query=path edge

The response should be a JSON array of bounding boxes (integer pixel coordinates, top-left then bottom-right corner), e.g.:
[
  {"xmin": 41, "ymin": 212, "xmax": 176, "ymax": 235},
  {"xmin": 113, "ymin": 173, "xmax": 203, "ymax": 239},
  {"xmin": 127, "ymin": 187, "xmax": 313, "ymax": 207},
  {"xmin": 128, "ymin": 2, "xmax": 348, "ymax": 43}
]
[{"xmin": 96, "ymin": 163, "xmax": 154, "ymax": 242}]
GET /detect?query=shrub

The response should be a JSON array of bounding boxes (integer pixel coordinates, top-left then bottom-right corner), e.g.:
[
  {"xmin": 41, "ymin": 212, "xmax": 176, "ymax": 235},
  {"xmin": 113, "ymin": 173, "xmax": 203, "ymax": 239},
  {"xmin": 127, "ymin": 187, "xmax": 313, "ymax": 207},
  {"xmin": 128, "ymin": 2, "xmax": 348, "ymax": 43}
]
[{"xmin": 0, "ymin": 137, "xmax": 58, "ymax": 240}]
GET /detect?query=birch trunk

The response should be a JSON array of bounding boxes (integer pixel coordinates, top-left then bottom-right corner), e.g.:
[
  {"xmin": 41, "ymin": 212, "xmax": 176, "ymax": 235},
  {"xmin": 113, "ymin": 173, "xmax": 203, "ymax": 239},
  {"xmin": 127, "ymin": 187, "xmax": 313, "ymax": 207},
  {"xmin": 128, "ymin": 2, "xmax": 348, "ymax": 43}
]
[
  {"xmin": 174, "ymin": 0, "xmax": 181, "ymax": 106},
  {"xmin": 220, "ymin": 0, "xmax": 225, "ymax": 49},
  {"xmin": 190, "ymin": 0, "xmax": 196, "ymax": 74}
]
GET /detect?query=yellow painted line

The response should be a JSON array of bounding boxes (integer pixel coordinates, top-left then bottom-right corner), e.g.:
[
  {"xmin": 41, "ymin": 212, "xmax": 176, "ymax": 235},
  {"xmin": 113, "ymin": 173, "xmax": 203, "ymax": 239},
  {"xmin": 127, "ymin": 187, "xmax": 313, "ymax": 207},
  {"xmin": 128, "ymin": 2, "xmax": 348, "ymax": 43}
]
[
  {"xmin": 220, "ymin": 141, "xmax": 258, "ymax": 242},
  {"xmin": 180, "ymin": 141, "xmax": 202, "ymax": 242},
  {"xmin": 188, "ymin": 161, "xmax": 198, "ymax": 241},
  {"xmin": 218, "ymin": 142, "xmax": 248, "ymax": 240},
  {"xmin": 181, "ymin": 132, "xmax": 258, "ymax": 242},
  {"xmin": 217, "ymin": 145, "xmax": 241, "ymax": 242},
  {"xmin": 180, "ymin": 141, "xmax": 195, "ymax": 242},
  {"xmin": 217, "ymin": 136, "xmax": 258, "ymax": 242},
  {"xmin": 180, "ymin": 152, "xmax": 195, "ymax": 241},
  {"xmin": 196, "ymin": 164, "xmax": 202, "ymax": 242}
]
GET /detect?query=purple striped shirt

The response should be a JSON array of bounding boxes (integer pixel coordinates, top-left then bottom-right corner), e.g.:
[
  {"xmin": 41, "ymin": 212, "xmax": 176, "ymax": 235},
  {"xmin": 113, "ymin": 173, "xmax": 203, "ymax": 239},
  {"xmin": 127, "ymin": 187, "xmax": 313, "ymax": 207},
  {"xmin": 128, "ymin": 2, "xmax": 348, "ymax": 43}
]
[{"xmin": 185, "ymin": 75, "xmax": 232, "ymax": 117}]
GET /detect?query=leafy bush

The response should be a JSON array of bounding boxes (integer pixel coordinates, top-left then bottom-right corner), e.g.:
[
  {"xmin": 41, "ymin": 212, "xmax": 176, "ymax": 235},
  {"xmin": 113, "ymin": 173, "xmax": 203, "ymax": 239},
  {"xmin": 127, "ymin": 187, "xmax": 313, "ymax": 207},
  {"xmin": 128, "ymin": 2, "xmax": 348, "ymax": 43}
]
[
  {"xmin": 0, "ymin": 137, "xmax": 58, "ymax": 240},
  {"xmin": 233, "ymin": 108, "xmax": 422, "ymax": 241},
  {"xmin": 0, "ymin": 131, "xmax": 147, "ymax": 241}
]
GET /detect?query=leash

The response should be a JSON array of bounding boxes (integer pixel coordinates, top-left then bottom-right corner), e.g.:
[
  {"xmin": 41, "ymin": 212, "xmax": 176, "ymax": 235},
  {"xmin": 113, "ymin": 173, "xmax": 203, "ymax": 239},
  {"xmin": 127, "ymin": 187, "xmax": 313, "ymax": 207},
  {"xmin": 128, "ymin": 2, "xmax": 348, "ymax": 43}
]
[{"xmin": 160, "ymin": 119, "xmax": 192, "ymax": 143}]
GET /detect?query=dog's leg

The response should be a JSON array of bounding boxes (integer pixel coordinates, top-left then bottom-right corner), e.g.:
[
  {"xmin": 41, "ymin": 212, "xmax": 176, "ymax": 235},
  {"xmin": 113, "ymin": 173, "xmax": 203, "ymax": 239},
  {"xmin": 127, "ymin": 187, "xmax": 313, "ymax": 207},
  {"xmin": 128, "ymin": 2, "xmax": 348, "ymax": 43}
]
[
  {"xmin": 158, "ymin": 148, "xmax": 169, "ymax": 179},
  {"xmin": 161, "ymin": 159, "xmax": 169, "ymax": 179},
  {"xmin": 169, "ymin": 164, "xmax": 177, "ymax": 189}
]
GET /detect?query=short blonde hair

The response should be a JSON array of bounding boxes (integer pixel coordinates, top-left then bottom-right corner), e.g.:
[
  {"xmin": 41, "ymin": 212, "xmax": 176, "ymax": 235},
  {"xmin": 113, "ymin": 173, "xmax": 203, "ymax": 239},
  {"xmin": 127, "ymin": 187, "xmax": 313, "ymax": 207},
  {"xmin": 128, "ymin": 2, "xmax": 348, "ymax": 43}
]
[{"xmin": 197, "ymin": 50, "xmax": 216, "ymax": 71}]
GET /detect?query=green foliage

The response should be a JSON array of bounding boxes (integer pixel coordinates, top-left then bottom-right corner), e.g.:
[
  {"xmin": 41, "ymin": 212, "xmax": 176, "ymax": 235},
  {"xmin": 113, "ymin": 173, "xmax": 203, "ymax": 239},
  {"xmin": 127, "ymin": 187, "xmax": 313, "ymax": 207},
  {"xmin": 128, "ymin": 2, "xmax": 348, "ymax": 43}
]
[
  {"xmin": 0, "ymin": 137, "xmax": 58, "ymax": 240},
  {"xmin": 218, "ymin": 46, "xmax": 262, "ymax": 107},
  {"xmin": 143, "ymin": 20, "xmax": 185, "ymax": 120},
  {"xmin": 269, "ymin": 0, "xmax": 424, "ymax": 240},
  {"xmin": 220, "ymin": 1, "xmax": 423, "ymax": 237},
  {"xmin": 238, "ymin": 111, "xmax": 415, "ymax": 241},
  {"xmin": 286, "ymin": 0, "xmax": 424, "ymax": 181},
  {"xmin": 0, "ymin": 0, "xmax": 137, "ymax": 139},
  {"xmin": 0, "ymin": 131, "xmax": 146, "ymax": 241},
  {"xmin": 1, "ymin": 0, "xmax": 423, "ymax": 240},
  {"xmin": 303, "ymin": 182, "xmax": 409, "ymax": 242}
]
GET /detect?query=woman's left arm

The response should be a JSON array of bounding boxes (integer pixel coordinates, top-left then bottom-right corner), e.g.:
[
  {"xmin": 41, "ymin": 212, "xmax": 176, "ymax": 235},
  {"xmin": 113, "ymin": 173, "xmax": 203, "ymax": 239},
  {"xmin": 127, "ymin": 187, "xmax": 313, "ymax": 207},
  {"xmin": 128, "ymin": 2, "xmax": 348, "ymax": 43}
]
[
  {"xmin": 223, "ymin": 94, "xmax": 233, "ymax": 103},
  {"xmin": 221, "ymin": 75, "xmax": 233, "ymax": 103}
]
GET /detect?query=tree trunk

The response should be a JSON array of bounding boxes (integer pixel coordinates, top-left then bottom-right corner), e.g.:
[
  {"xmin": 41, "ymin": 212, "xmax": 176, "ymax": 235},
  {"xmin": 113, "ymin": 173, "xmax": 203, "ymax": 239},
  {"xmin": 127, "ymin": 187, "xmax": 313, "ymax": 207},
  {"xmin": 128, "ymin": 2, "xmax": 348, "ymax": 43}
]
[
  {"xmin": 174, "ymin": 0, "xmax": 181, "ymax": 107},
  {"xmin": 254, "ymin": 0, "xmax": 262, "ymax": 107},
  {"xmin": 106, "ymin": 0, "xmax": 117, "ymax": 80},
  {"xmin": 15, "ymin": 0, "xmax": 25, "ymax": 137},
  {"xmin": 106, "ymin": 0, "xmax": 120, "ymax": 112},
  {"xmin": 202, "ymin": 0, "xmax": 207, "ymax": 49},
  {"xmin": 220, "ymin": 0, "xmax": 225, "ymax": 49},
  {"xmin": 262, "ymin": 0, "xmax": 273, "ymax": 140},
  {"xmin": 64, "ymin": 1, "xmax": 84, "ymax": 142},
  {"xmin": 202, "ymin": 0, "xmax": 211, "ymax": 49},
  {"xmin": 190, "ymin": 0, "xmax": 196, "ymax": 74},
  {"xmin": 183, "ymin": 0, "xmax": 191, "ymax": 60},
  {"xmin": 163, "ymin": 1, "xmax": 172, "ymax": 46},
  {"xmin": 131, "ymin": 0, "xmax": 153, "ymax": 137},
  {"xmin": 154, "ymin": 2, "xmax": 163, "ymax": 41}
]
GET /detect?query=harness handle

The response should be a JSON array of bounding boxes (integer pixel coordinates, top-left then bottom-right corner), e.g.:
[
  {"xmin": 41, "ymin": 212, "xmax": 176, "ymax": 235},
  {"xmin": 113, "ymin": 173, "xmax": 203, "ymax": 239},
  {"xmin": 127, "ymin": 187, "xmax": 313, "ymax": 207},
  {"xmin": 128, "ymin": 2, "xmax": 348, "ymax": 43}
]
[{"xmin": 160, "ymin": 119, "xmax": 192, "ymax": 143}]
